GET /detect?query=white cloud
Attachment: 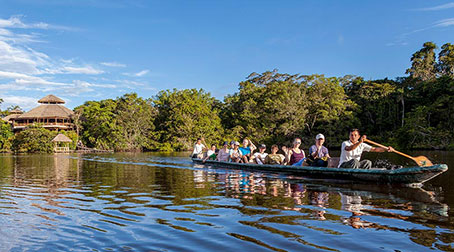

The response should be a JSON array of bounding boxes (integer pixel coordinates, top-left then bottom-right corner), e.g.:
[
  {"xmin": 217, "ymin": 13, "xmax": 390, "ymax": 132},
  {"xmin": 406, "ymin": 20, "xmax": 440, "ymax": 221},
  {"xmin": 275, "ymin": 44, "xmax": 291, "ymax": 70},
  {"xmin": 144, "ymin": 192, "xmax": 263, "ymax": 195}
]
[
  {"xmin": 62, "ymin": 66, "xmax": 104, "ymax": 74},
  {"xmin": 434, "ymin": 18, "xmax": 454, "ymax": 27},
  {"xmin": 59, "ymin": 80, "xmax": 116, "ymax": 96},
  {"xmin": 0, "ymin": 70, "xmax": 34, "ymax": 80},
  {"xmin": 0, "ymin": 15, "xmax": 148, "ymax": 102},
  {"xmin": 15, "ymin": 78, "xmax": 68, "ymax": 86},
  {"xmin": 1, "ymin": 95, "xmax": 39, "ymax": 110},
  {"xmin": 413, "ymin": 3, "xmax": 454, "ymax": 11},
  {"xmin": 123, "ymin": 69, "xmax": 150, "ymax": 77},
  {"xmin": 135, "ymin": 69, "xmax": 149, "ymax": 77},
  {"xmin": 101, "ymin": 61, "xmax": 126, "ymax": 67},
  {"xmin": 72, "ymin": 80, "xmax": 116, "ymax": 88},
  {"xmin": 0, "ymin": 16, "xmax": 72, "ymax": 30},
  {"xmin": 387, "ymin": 18, "xmax": 454, "ymax": 46},
  {"xmin": 0, "ymin": 41, "xmax": 47, "ymax": 74},
  {"xmin": 116, "ymin": 79, "xmax": 146, "ymax": 86}
]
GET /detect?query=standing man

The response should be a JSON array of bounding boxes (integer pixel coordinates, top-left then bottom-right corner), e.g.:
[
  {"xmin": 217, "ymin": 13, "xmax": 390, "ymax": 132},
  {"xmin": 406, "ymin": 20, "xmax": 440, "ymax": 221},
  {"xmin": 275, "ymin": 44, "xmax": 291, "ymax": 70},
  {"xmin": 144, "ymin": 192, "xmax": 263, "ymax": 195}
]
[{"xmin": 339, "ymin": 129, "xmax": 394, "ymax": 169}]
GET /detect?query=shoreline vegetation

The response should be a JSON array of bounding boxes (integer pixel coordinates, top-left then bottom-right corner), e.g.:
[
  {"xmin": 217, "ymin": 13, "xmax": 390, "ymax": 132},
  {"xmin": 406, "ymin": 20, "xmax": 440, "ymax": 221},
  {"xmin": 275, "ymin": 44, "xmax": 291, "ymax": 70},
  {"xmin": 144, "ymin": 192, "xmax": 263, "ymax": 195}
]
[{"xmin": 1, "ymin": 41, "xmax": 454, "ymax": 153}]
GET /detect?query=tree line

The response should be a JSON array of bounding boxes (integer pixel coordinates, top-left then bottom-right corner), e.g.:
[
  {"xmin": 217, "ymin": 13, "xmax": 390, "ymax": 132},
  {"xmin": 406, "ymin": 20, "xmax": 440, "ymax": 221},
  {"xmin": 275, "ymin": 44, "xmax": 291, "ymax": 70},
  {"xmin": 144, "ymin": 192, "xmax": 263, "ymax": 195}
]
[{"xmin": 0, "ymin": 41, "xmax": 453, "ymax": 152}]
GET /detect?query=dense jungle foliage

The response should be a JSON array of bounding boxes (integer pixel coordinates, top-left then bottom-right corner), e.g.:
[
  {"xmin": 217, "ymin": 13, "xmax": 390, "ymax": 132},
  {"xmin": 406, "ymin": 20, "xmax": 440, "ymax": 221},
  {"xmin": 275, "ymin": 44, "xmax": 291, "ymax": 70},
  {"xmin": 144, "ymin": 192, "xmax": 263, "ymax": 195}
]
[{"xmin": 1, "ymin": 42, "xmax": 454, "ymax": 152}]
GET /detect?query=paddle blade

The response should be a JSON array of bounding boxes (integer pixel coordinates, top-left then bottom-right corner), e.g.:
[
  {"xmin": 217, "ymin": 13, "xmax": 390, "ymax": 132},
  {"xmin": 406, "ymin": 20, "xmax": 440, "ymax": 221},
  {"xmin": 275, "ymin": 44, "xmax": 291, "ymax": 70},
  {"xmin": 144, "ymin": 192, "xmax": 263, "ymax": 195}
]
[{"xmin": 413, "ymin": 156, "xmax": 433, "ymax": 167}]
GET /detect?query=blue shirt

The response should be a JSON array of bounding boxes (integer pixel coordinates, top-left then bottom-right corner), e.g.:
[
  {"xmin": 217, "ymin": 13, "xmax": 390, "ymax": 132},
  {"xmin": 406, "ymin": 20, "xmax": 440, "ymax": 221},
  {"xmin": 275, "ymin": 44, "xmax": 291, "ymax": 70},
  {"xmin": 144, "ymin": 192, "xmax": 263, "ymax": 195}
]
[{"xmin": 239, "ymin": 147, "xmax": 251, "ymax": 155}]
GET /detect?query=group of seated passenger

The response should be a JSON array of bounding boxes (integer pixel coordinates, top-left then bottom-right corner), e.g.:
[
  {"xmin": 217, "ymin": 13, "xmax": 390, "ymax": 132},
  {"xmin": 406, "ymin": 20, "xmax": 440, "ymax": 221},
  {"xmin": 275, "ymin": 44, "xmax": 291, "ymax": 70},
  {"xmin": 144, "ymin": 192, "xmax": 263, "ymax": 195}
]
[{"xmin": 191, "ymin": 134, "xmax": 331, "ymax": 167}]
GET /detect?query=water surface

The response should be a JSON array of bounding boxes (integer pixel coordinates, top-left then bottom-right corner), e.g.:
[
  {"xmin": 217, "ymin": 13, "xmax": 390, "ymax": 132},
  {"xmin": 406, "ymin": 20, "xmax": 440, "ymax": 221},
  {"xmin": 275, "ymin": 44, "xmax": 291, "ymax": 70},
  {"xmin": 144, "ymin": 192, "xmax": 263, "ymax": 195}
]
[{"xmin": 0, "ymin": 152, "xmax": 453, "ymax": 251}]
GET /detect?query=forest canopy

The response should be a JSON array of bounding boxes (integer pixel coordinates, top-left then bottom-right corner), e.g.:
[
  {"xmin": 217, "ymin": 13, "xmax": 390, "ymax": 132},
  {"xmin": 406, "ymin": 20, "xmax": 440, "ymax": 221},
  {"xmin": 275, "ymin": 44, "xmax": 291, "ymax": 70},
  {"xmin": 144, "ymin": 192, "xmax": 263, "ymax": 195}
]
[{"xmin": 1, "ymin": 41, "xmax": 454, "ymax": 152}]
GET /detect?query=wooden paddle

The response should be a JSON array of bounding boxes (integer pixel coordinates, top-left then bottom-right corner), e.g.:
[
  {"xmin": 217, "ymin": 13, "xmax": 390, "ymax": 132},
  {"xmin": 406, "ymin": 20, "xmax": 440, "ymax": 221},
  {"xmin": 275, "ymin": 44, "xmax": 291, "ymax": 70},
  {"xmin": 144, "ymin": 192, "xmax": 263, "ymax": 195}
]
[{"xmin": 364, "ymin": 139, "xmax": 433, "ymax": 167}]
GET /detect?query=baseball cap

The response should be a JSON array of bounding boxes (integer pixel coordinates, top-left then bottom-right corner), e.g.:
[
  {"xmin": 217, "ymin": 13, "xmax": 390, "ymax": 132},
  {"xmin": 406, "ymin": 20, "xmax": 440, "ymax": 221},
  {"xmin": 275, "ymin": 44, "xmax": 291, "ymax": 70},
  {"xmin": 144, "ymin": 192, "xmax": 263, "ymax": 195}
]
[
  {"xmin": 259, "ymin": 144, "xmax": 266, "ymax": 148},
  {"xmin": 316, "ymin": 133, "xmax": 325, "ymax": 140}
]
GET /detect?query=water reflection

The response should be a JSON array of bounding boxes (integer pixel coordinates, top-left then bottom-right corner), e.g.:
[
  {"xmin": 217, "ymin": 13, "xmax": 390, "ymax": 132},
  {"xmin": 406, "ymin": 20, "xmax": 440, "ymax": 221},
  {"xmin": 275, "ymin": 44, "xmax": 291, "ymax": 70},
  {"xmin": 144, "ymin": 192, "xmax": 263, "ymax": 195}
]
[{"xmin": 0, "ymin": 153, "xmax": 452, "ymax": 251}]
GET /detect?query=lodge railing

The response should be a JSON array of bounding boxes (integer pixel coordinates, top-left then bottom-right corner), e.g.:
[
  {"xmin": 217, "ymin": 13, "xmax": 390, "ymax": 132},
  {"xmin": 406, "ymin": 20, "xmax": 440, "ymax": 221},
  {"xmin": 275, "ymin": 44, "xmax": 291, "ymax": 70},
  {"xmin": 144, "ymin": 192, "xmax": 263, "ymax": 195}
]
[
  {"xmin": 13, "ymin": 122, "xmax": 74, "ymax": 127},
  {"xmin": 54, "ymin": 146, "xmax": 70, "ymax": 152}
]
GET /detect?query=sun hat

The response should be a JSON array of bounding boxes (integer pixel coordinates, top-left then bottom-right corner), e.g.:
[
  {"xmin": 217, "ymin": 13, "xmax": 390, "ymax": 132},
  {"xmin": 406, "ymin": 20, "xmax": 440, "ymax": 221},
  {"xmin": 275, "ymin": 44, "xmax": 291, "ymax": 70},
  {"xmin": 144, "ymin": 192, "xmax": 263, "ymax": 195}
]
[{"xmin": 316, "ymin": 133, "xmax": 325, "ymax": 140}]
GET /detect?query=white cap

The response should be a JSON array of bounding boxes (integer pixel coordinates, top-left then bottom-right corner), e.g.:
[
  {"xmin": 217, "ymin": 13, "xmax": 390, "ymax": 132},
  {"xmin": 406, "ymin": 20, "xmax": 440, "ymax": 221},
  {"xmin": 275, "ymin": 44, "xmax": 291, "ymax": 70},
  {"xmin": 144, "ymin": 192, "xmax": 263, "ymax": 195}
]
[{"xmin": 316, "ymin": 133, "xmax": 325, "ymax": 140}]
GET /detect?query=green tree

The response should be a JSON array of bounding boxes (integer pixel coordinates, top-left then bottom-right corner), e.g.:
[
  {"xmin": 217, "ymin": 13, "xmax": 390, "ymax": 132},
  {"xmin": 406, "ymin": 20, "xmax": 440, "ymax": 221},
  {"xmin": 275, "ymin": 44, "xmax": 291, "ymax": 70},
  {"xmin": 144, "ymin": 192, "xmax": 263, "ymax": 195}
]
[
  {"xmin": 0, "ymin": 120, "xmax": 13, "ymax": 151},
  {"xmin": 399, "ymin": 76, "xmax": 454, "ymax": 148},
  {"xmin": 406, "ymin": 42, "xmax": 438, "ymax": 81},
  {"xmin": 12, "ymin": 125, "xmax": 56, "ymax": 153},
  {"xmin": 222, "ymin": 71, "xmax": 308, "ymax": 145},
  {"xmin": 61, "ymin": 130, "xmax": 79, "ymax": 150},
  {"xmin": 154, "ymin": 89, "xmax": 224, "ymax": 151},
  {"xmin": 343, "ymin": 77, "xmax": 405, "ymax": 145},
  {"xmin": 76, "ymin": 99, "xmax": 122, "ymax": 150},
  {"xmin": 116, "ymin": 93, "xmax": 157, "ymax": 151},
  {"xmin": 438, "ymin": 43, "xmax": 454, "ymax": 78},
  {"xmin": 305, "ymin": 75, "xmax": 355, "ymax": 134}
]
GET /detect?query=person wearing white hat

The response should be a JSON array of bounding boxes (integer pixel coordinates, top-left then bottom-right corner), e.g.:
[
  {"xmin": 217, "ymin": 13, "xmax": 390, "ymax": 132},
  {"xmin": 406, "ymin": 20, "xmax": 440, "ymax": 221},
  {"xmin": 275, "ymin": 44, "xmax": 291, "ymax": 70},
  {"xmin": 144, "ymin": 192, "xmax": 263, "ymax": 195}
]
[
  {"xmin": 307, "ymin": 133, "xmax": 330, "ymax": 167},
  {"xmin": 229, "ymin": 141, "xmax": 243, "ymax": 163}
]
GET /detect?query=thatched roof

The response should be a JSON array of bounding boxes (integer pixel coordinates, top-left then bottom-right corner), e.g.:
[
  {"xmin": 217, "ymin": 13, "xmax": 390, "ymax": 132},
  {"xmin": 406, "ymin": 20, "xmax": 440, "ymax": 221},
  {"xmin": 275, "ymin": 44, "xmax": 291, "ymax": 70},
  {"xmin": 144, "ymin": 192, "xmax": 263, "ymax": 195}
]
[
  {"xmin": 52, "ymin": 133, "xmax": 72, "ymax": 142},
  {"xmin": 2, "ymin": 113, "xmax": 21, "ymax": 122},
  {"xmin": 16, "ymin": 104, "xmax": 74, "ymax": 119},
  {"xmin": 9, "ymin": 109, "xmax": 23, "ymax": 114},
  {"xmin": 38, "ymin": 94, "xmax": 65, "ymax": 104}
]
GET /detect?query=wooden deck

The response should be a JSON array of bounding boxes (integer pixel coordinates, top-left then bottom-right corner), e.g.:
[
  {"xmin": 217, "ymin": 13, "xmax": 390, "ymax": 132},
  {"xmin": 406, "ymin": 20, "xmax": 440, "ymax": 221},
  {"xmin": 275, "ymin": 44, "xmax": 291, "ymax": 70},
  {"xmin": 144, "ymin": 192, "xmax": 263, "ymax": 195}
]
[{"xmin": 76, "ymin": 146, "xmax": 114, "ymax": 153}]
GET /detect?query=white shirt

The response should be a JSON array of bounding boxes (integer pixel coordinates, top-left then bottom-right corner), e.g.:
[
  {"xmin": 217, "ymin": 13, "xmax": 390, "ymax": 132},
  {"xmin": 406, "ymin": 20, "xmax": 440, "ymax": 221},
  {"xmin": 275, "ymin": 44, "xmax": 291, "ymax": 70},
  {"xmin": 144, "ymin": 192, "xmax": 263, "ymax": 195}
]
[
  {"xmin": 338, "ymin": 140, "xmax": 372, "ymax": 167},
  {"xmin": 206, "ymin": 149, "xmax": 215, "ymax": 156},
  {"xmin": 253, "ymin": 152, "xmax": 268, "ymax": 164},
  {"xmin": 192, "ymin": 143, "xmax": 206, "ymax": 155}
]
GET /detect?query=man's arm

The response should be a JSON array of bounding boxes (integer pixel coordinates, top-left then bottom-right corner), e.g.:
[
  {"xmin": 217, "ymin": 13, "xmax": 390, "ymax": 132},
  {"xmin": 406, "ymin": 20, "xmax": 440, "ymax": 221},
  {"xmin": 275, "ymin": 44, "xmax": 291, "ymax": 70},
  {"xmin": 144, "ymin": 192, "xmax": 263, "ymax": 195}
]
[
  {"xmin": 370, "ymin": 146, "xmax": 395, "ymax": 152},
  {"xmin": 201, "ymin": 137, "xmax": 208, "ymax": 151},
  {"xmin": 345, "ymin": 135, "xmax": 366, "ymax": 151},
  {"xmin": 345, "ymin": 141, "xmax": 362, "ymax": 151}
]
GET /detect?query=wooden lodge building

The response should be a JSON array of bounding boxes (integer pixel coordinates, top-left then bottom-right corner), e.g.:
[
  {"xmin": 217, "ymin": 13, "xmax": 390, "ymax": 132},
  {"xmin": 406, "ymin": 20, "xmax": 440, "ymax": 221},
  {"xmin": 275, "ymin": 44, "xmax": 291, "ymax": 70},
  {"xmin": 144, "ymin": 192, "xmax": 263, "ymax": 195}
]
[
  {"xmin": 2, "ymin": 109, "xmax": 23, "ymax": 123},
  {"xmin": 9, "ymin": 95, "xmax": 75, "ymax": 132}
]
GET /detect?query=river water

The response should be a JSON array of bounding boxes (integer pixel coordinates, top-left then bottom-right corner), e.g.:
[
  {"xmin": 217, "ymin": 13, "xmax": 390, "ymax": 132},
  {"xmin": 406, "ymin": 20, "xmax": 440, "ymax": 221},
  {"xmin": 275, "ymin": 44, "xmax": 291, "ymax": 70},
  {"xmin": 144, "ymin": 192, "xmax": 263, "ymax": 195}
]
[{"xmin": 0, "ymin": 151, "xmax": 453, "ymax": 251}]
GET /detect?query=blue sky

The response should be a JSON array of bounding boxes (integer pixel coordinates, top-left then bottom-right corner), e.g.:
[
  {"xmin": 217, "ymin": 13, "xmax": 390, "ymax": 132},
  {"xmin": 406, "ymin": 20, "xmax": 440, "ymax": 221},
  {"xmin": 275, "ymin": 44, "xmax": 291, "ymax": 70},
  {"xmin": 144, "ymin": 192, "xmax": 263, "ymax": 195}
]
[{"xmin": 0, "ymin": 0, "xmax": 453, "ymax": 110}]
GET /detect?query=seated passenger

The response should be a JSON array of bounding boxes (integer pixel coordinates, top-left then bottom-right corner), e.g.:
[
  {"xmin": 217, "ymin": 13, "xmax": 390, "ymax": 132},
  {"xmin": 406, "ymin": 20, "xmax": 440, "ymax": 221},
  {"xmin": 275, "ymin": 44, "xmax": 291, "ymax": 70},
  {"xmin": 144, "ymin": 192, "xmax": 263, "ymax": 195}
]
[
  {"xmin": 191, "ymin": 137, "xmax": 207, "ymax": 159},
  {"xmin": 229, "ymin": 141, "xmax": 243, "ymax": 163},
  {"xmin": 252, "ymin": 144, "xmax": 268, "ymax": 164},
  {"xmin": 307, "ymin": 134, "xmax": 331, "ymax": 167},
  {"xmin": 203, "ymin": 144, "xmax": 217, "ymax": 162},
  {"xmin": 216, "ymin": 141, "xmax": 230, "ymax": 162},
  {"xmin": 284, "ymin": 138, "xmax": 306, "ymax": 166},
  {"xmin": 239, "ymin": 138, "xmax": 256, "ymax": 163},
  {"xmin": 265, "ymin": 145, "xmax": 285, "ymax": 165},
  {"xmin": 229, "ymin": 140, "xmax": 235, "ymax": 151}
]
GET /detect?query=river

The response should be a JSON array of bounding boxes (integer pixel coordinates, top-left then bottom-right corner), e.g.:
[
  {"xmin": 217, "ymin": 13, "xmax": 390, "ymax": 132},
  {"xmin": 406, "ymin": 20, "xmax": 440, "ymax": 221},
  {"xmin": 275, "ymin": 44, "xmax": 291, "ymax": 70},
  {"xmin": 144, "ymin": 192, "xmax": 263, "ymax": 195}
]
[{"xmin": 0, "ymin": 151, "xmax": 453, "ymax": 251}]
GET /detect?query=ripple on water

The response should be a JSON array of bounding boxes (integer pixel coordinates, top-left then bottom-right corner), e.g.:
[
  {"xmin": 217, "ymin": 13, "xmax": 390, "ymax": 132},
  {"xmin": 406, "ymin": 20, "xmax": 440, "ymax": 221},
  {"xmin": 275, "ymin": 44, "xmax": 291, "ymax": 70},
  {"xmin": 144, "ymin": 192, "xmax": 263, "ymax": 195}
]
[{"xmin": 0, "ymin": 153, "xmax": 453, "ymax": 251}]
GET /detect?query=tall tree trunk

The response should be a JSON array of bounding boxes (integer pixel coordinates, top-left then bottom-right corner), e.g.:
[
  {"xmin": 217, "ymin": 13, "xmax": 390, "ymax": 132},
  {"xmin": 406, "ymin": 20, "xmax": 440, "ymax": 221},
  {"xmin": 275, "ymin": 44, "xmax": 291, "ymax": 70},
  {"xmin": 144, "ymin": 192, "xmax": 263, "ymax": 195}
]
[{"xmin": 401, "ymin": 96, "xmax": 405, "ymax": 127}]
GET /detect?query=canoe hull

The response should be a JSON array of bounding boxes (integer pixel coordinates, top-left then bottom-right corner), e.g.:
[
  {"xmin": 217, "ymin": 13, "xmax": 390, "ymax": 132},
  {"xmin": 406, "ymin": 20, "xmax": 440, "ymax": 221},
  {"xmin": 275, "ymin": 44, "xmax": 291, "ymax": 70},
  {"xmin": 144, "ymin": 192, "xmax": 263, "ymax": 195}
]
[{"xmin": 192, "ymin": 159, "xmax": 448, "ymax": 185}]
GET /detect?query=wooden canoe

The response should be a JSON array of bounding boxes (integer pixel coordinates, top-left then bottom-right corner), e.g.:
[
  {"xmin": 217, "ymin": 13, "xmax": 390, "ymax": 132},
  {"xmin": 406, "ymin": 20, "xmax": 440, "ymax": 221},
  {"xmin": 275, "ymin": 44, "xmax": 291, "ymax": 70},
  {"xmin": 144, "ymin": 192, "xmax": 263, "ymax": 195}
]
[{"xmin": 192, "ymin": 158, "xmax": 448, "ymax": 186}]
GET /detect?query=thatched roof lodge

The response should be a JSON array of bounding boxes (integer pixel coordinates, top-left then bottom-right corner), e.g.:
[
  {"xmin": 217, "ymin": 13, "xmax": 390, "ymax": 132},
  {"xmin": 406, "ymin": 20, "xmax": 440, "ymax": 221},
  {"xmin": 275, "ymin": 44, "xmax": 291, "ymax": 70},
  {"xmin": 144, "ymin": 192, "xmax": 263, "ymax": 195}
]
[
  {"xmin": 2, "ymin": 109, "xmax": 23, "ymax": 123},
  {"xmin": 11, "ymin": 95, "xmax": 75, "ymax": 132}
]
